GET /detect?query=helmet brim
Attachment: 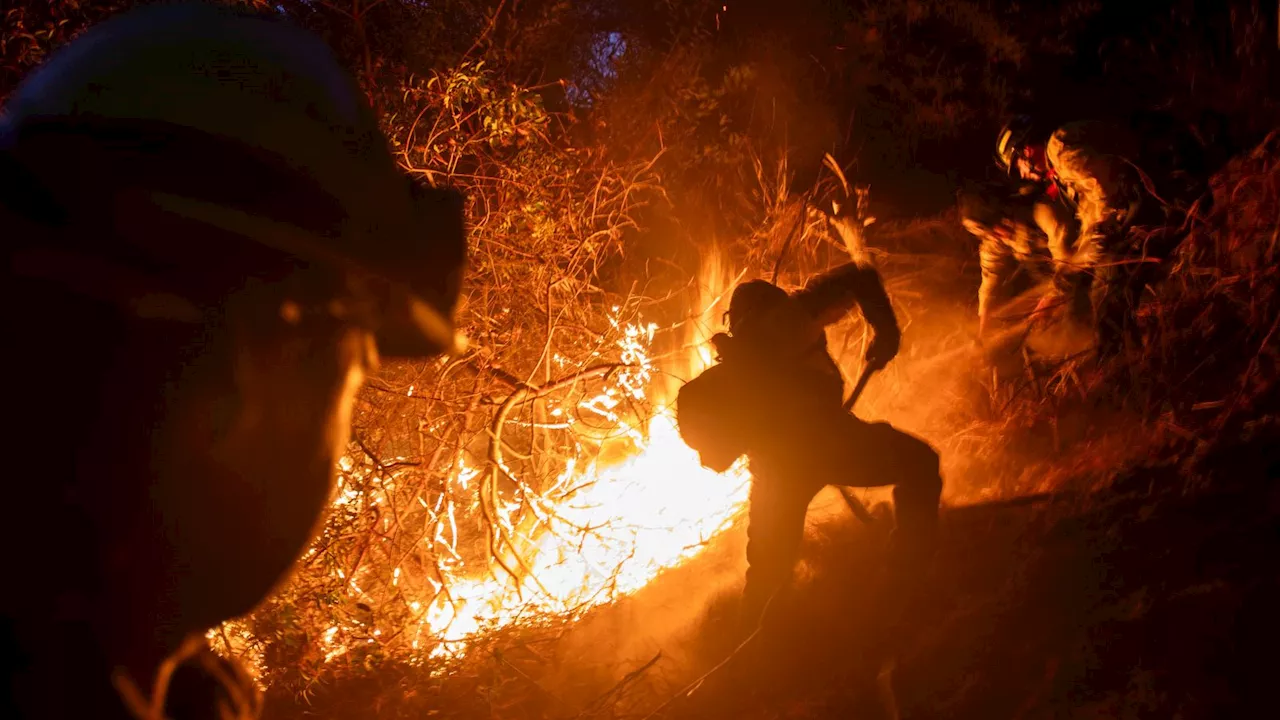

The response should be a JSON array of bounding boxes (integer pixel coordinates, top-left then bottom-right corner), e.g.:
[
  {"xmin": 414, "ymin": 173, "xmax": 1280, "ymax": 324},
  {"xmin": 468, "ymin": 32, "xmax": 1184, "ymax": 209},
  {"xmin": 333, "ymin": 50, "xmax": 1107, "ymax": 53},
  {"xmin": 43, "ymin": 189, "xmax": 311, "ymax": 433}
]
[
  {"xmin": 995, "ymin": 153, "xmax": 1018, "ymax": 177},
  {"xmin": 150, "ymin": 192, "xmax": 465, "ymax": 357},
  {"xmin": 378, "ymin": 291, "xmax": 467, "ymax": 358}
]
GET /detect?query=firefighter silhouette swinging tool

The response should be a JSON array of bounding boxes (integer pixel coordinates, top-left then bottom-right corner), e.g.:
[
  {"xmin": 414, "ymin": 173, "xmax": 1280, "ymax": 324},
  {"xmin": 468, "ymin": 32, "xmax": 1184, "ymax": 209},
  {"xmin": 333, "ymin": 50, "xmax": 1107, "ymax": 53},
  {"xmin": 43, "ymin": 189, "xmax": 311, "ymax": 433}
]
[{"xmin": 821, "ymin": 151, "xmax": 882, "ymax": 526}]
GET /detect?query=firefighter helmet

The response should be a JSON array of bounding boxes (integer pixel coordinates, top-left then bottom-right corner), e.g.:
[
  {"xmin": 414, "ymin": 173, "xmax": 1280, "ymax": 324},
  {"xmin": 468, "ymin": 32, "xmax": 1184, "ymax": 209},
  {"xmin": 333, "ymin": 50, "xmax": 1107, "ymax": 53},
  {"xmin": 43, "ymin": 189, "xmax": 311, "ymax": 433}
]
[
  {"xmin": 726, "ymin": 279, "xmax": 790, "ymax": 336},
  {"xmin": 0, "ymin": 2, "xmax": 466, "ymax": 357}
]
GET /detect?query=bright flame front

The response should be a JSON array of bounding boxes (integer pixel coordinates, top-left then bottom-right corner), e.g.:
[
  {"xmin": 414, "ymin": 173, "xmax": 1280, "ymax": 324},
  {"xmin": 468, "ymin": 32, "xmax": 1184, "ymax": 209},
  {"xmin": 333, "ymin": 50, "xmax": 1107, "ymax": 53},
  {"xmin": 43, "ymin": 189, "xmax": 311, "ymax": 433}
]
[
  {"xmin": 424, "ymin": 410, "xmax": 750, "ymax": 653},
  {"xmin": 240, "ymin": 247, "xmax": 754, "ymax": 667}
]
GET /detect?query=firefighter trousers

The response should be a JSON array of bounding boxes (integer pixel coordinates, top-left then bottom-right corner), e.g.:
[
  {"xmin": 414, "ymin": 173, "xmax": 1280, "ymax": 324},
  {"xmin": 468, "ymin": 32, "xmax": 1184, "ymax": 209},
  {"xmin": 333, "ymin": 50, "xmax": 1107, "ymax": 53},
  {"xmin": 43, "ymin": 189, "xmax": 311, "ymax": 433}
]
[{"xmin": 740, "ymin": 416, "xmax": 942, "ymax": 628}]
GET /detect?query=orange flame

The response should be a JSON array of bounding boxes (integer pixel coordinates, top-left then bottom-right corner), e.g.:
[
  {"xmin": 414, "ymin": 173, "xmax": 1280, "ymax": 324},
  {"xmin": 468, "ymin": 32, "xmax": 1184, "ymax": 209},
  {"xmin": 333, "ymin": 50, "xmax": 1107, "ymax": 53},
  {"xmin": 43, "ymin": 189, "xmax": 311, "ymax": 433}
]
[{"xmin": 410, "ymin": 246, "xmax": 748, "ymax": 656}]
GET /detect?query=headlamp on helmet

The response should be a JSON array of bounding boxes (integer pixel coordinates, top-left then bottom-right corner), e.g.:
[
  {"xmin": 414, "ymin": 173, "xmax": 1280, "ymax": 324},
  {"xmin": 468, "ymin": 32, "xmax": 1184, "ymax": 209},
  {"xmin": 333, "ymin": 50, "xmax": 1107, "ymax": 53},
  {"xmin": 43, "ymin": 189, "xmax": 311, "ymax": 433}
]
[{"xmin": 996, "ymin": 115, "xmax": 1035, "ymax": 175}]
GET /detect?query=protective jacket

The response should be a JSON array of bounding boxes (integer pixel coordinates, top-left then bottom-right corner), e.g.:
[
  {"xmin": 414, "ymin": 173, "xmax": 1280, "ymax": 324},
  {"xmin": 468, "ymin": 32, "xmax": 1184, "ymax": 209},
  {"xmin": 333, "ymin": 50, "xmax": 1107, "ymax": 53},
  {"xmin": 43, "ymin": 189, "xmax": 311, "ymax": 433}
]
[
  {"xmin": 1, "ymin": 4, "xmax": 466, "ymax": 718},
  {"xmin": 675, "ymin": 262, "xmax": 898, "ymax": 474}
]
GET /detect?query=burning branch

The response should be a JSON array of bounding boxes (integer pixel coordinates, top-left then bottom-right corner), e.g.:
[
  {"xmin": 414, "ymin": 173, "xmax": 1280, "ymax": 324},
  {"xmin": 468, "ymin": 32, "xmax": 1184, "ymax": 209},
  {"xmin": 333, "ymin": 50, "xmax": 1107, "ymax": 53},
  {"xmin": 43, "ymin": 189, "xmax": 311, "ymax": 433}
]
[{"xmin": 482, "ymin": 363, "xmax": 632, "ymax": 594}]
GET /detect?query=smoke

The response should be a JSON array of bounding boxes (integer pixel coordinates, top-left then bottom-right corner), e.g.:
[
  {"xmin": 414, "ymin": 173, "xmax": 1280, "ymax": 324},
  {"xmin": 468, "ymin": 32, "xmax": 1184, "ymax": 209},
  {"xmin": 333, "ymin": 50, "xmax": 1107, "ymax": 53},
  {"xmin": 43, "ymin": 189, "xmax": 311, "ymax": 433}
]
[{"xmin": 539, "ymin": 523, "xmax": 749, "ymax": 710}]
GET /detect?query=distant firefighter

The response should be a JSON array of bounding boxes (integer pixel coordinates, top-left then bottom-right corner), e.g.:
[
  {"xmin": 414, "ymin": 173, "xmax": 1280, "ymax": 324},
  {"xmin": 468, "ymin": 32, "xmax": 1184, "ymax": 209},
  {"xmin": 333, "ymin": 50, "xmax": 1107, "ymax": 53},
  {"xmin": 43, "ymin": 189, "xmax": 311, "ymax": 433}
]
[
  {"xmin": 675, "ymin": 264, "xmax": 942, "ymax": 630},
  {"xmin": 1, "ymin": 4, "xmax": 466, "ymax": 718},
  {"xmin": 993, "ymin": 114, "xmax": 1211, "ymax": 357}
]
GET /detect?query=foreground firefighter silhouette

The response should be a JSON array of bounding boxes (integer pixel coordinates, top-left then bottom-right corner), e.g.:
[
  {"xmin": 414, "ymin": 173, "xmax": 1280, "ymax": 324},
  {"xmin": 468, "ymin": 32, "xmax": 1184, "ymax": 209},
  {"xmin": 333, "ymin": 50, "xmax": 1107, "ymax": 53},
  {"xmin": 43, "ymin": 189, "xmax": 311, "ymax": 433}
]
[
  {"xmin": 1, "ymin": 4, "xmax": 466, "ymax": 718},
  {"xmin": 675, "ymin": 263, "xmax": 943, "ymax": 630}
]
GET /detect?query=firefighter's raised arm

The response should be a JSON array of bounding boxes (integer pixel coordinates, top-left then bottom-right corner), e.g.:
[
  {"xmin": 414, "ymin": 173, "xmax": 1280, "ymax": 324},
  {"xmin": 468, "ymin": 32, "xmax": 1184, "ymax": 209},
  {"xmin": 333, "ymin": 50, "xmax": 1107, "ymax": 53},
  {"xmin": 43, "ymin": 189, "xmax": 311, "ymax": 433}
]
[{"xmin": 794, "ymin": 262, "xmax": 901, "ymax": 369}]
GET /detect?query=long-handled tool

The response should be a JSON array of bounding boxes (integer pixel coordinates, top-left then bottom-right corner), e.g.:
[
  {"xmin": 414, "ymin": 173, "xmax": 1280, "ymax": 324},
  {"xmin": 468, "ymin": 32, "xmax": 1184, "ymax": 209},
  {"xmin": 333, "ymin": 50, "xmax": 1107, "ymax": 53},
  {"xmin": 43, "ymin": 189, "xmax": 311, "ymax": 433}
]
[
  {"xmin": 820, "ymin": 152, "xmax": 884, "ymax": 526},
  {"xmin": 842, "ymin": 362, "xmax": 879, "ymax": 412},
  {"xmin": 837, "ymin": 363, "xmax": 880, "ymax": 524}
]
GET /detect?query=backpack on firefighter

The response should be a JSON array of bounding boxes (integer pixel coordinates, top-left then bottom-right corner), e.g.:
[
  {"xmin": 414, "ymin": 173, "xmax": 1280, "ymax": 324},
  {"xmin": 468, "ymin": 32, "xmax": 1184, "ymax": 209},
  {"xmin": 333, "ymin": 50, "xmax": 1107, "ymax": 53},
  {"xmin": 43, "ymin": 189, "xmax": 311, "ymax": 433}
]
[{"xmin": 676, "ymin": 360, "xmax": 748, "ymax": 474}]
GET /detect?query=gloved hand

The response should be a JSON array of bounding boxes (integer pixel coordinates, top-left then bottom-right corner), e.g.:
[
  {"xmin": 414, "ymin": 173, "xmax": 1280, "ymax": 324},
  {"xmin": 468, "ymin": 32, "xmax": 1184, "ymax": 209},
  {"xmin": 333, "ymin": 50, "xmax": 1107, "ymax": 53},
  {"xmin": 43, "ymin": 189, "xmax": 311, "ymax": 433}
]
[{"xmin": 865, "ymin": 328, "xmax": 900, "ymax": 370}]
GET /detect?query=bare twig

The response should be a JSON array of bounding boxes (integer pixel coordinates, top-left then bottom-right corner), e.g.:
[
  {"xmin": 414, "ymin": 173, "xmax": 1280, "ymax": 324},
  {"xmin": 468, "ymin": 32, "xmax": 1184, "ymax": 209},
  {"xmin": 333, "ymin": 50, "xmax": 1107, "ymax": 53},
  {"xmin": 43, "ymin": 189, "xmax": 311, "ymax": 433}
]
[{"xmin": 574, "ymin": 652, "xmax": 664, "ymax": 718}]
